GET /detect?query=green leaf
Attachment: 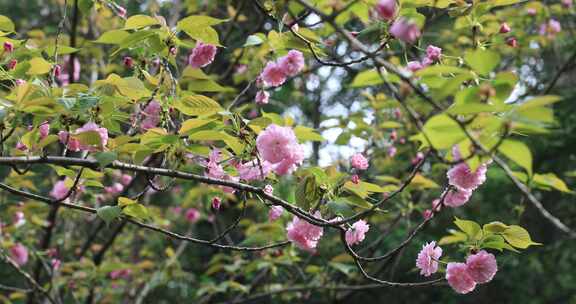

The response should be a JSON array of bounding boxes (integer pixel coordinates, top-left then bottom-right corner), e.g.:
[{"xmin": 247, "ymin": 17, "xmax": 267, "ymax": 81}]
[
  {"xmin": 97, "ymin": 206, "xmax": 122, "ymax": 226},
  {"xmin": 78, "ymin": 0, "xmax": 94, "ymax": 16},
  {"xmin": 93, "ymin": 30, "xmax": 130, "ymax": 44},
  {"xmin": 178, "ymin": 118, "xmax": 216, "ymax": 135},
  {"xmin": 517, "ymin": 95, "xmax": 562, "ymax": 111},
  {"xmin": 439, "ymin": 230, "xmax": 468, "ymax": 245},
  {"xmin": 94, "ymin": 152, "xmax": 117, "ymax": 168},
  {"xmin": 413, "ymin": 114, "xmax": 466, "ymax": 149},
  {"xmin": 295, "ymin": 175, "xmax": 322, "ymax": 210},
  {"xmin": 532, "ymin": 173, "xmax": 571, "ymax": 193},
  {"xmin": 174, "ymin": 95, "xmax": 222, "ymax": 116},
  {"xmin": 0, "ymin": 15, "xmax": 15, "ymax": 33},
  {"xmin": 26, "ymin": 57, "xmax": 52, "ymax": 75},
  {"xmin": 177, "ymin": 15, "xmax": 227, "ymax": 46},
  {"xmin": 483, "ymin": 221, "xmax": 509, "ymax": 234},
  {"xmin": 124, "ymin": 15, "xmax": 160, "ymax": 30},
  {"xmin": 118, "ymin": 197, "xmax": 137, "ymax": 207},
  {"xmin": 122, "ymin": 204, "xmax": 150, "ymax": 221},
  {"xmin": 415, "ymin": 65, "xmax": 469, "ymax": 76},
  {"xmin": 294, "ymin": 126, "xmax": 324, "ymax": 142},
  {"xmin": 243, "ymin": 34, "xmax": 265, "ymax": 47},
  {"xmin": 454, "ymin": 217, "xmax": 482, "ymax": 241},
  {"xmin": 464, "ymin": 49, "xmax": 500, "ymax": 76},
  {"xmin": 502, "ymin": 225, "xmax": 541, "ymax": 249},
  {"xmin": 350, "ymin": 70, "xmax": 382, "ymax": 88},
  {"xmin": 498, "ymin": 140, "xmax": 532, "ymax": 176},
  {"xmin": 73, "ymin": 130, "xmax": 104, "ymax": 150},
  {"xmin": 481, "ymin": 234, "xmax": 519, "ymax": 252}
]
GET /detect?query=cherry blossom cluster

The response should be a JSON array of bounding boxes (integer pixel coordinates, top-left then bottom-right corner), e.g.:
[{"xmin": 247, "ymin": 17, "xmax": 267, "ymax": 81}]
[
  {"xmin": 416, "ymin": 242, "xmax": 498, "ymax": 294},
  {"xmin": 256, "ymin": 50, "xmax": 305, "ymax": 105}
]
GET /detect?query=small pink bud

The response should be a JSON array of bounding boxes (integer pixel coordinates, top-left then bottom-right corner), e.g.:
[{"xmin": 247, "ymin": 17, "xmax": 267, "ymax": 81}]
[
  {"xmin": 51, "ymin": 258, "xmax": 61, "ymax": 270},
  {"xmin": 212, "ymin": 197, "xmax": 222, "ymax": 210},
  {"xmin": 123, "ymin": 56, "xmax": 134, "ymax": 69},
  {"xmin": 7, "ymin": 59, "xmax": 17, "ymax": 70},
  {"xmin": 506, "ymin": 37, "xmax": 518, "ymax": 48},
  {"xmin": 3, "ymin": 41, "xmax": 13, "ymax": 53},
  {"xmin": 117, "ymin": 6, "xmax": 127, "ymax": 18},
  {"xmin": 16, "ymin": 141, "xmax": 27, "ymax": 151},
  {"xmin": 53, "ymin": 65, "xmax": 62, "ymax": 78},
  {"xmin": 169, "ymin": 47, "xmax": 177, "ymax": 56},
  {"xmin": 499, "ymin": 23, "xmax": 511, "ymax": 34},
  {"xmin": 255, "ymin": 90, "xmax": 270, "ymax": 105},
  {"xmin": 526, "ymin": 8, "xmax": 537, "ymax": 16},
  {"xmin": 351, "ymin": 174, "xmax": 360, "ymax": 184},
  {"xmin": 423, "ymin": 209, "xmax": 433, "ymax": 220},
  {"xmin": 390, "ymin": 130, "xmax": 398, "ymax": 141},
  {"xmin": 264, "ymin": 184, "xmax": 274, "ymax": 195},
  {"xmin": 15, "ymin": 79, "xmax": 25, "ymax": 86}
]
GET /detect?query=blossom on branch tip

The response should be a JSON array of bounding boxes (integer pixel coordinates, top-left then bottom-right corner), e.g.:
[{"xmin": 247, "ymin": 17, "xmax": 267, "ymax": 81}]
[
  {"xmin": 466, "ymin": 250, "xmax": 498, "ymax": 283},
  {"xmin": 416, "ymin": 241, "xmax": 442, "ymax": 276},
  {"xmin": 499, "ymin": 23, "xmax": 511, "ymax": 34},
  {"xmin": 123, "ymin": 56, "xmax": 134, "ymax": 69},
  {"xmin": 260, "ymin": 62, "xmax": 287, "ymax": 87},
  {"xmin": 447, "ymin": 162, "xmax": 487, "ymax": 191},
  {"xmin": 278, "ymin": 50, "xmax": 305, "ymax": 77},
  {"xmin": 345, "ymin": 220, "xmax": 370, "ymax": 246},
  {"xmin": 375, "ymin": 0, "xmax": 397, "ymax": 21},
  {"xmin": 443, "ymin": 187, "xmax": 472, "ymax": 208},
  {"xmin": 188, "ymin": 42, "xmax": 217, "ymax": 68},
  {"xmin": 390, "ymin": 18, "xmax": 421, "ymax": 44},
  {"xmin": 426, "ymin": 45, "xmax": 442, "ymax": 62},
  {"xmin": 256, "ymin": 124, "xmax": 305, "ymax": 176},
  {"xmin": 10, "ymin": 243, "xmax": 29, "ymax": 266},
  {"xmin": 255, "ymin": 90, "xmax": 270, "ymax": 105},
  {"xmin": 286, "ymin": 212, "xmax": 324, "ymax": 252},
  {"xmin": 350, "ymin": 153, "xmax": 369, "ymax": 170},
  {"xmin": 50, "ymin": 180, "xmax": 70, "ymax": 200},
  {"xmin": 3, "ymin": 41, "xmax": 13, "ymax": 53},
  {"xmin": 407, "ymin": 61, "xmax": 423, "ymax": 72},
  {"xmin": 446, "ymin": 262, "xmax": 476, "ymax": 294}
]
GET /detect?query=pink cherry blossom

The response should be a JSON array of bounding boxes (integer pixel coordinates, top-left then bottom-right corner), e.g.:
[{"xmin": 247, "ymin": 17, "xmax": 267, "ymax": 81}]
[
  {"xmin": 53, "ymin": 64, "xmax": 62, "ymax": 78},
  {"xmin": 50, "ymin": 180, "xmax": 70, "ymax": 200},
  {"xmin": 506, "ymin": 37, "xmax": 518, "ymax": 48},
  {"xmin": 13, "ymin": 211, "xmax": 26, "ymax": 227},
  {"xmin": 426, "ymin": 45, "xmax": 442, "ymax": 62},
  {"xmin": 16, "ymin": 141, "xmax": 27, "ymax": 151},
  {"xmin": 238, "ymin": 159, "xmax": 273, "ymax": 181},
  {"xmin": 350, "ymin": 153, "xmax": 369, "ymax": 170},
  {"xmin": 268, "ymin": 205, "xmax": 284, "ymax": 221},
  {"xmin": 526, "ymin": 8, "xmax": 537, "ymax": 16},
  {"xmin": 185, "ymin": 208, "xmax": 201, "ymax": 223},
  {"xmin": 120, "ymin": 174, "xmax": 133, "ymax": 186},
  {"xmin": 466, "ymin": 250, "xmax": 498, "ymax": 283},
  {"xmin": 286, "ymin": 212, "xmax": 324, "ymax": 252},
  {"xmin": 260, "ymin": 62, "xmax": 287, "ymax": 87},
  {"xmin": 416, "ymin": 241, "xmax": 442, "ymax": 276},
  {"xmin": 499, "ymin": 23, "xmax": 511, "ymax": 34},
  {"xmin": 105, "ymin": 182, "xmax": 124, "ymax": 195},
  {"xmin": 278, "ymin": 50, "xmax": 305, "ymax": 77},
  {"xmin": 375, "ymin": 0, "xmax": 397, "ymax": 20},
  {"xmin": 3, "ymin": 41, "xmax": 13, "ymax": 53},
  {"xmin": 256, "ymin": 124, "xmax": 305, "ymax": 175},
  {"xmin": 423, "ymin": 209, "xmax": 433, "ymax": 219},
  {"xmin": 39, "ymin": 121, "xmax": 50, "ymax": 139},
  {"xmin": 141, "ymin": 101, "xmax": 162, "ymax": 130},
  {"xmin": 188, "ymin": 42, "xmax": 217, "ymax": 68},
  {"xmin": 117, "ymin": 6, "xmax": 127, "ymax": 18},
  {"xmin": 212, "ymin": 197, "xmax": 222, "ymax": 210},
  {"xmin": 540, "ymin": 19, "xmax": 562, "ymax": 37},
  {"xmin": 255, "ymin": 90, "xmax": 270, "ymax": 105},
  {"xmin": 390, "ymin": 18, "xmax": 421, "ymax": 44},
  {"xmin": 75, "ymin": 122, "xmax": 108, "ymax": 151},
  {"xmin": 562, "ymin": 0, "xmax": 573, "ymax": 8},
  {"xmin": 407, "ymin": 61, "xmax": 423, "ymax": 72},
  {"xmin": 387, "ymin": 146, "xmax": 397, "ymax": 157},
  {"xmin": 345, "ymin": 220, "xmax": 370, "ymax": 246},
  {"xmin": 57, "ymin": 56, "xmax": 81, "ymax": 85},
  {"xmin": 443, "ymin": 187, "xmax": 472, "ymax": 208},
  {"xmin": 10, "ymin": 243, "xmax": 29, "ymax": 266},
  {"xmin": 51, "ymin": 258, "xmax": 61, "ymax": 270},
  {"xmin": 446, "ymin": 262, "xmax": 476, "ymax": 294},
  {"xmin": 447, "ymin": 162, "xmax": 487, "ymax": 191}
]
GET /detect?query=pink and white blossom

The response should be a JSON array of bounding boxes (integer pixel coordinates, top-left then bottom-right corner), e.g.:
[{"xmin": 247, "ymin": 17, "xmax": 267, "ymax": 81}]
[
  {"xmin": 278, "ymin": 50, "xmax": 305, "ymax": 77},
  {"xmin": 390, "ymin": 18, "xmax": 421, "ymax": 44},
  {"xmin": 443, "ymin": 187, "xmax": 472, "ymax": 208},
  {"xmin": 255, "ymin": 90, "xmax": 270, "ymax": 105},
  {"xmin": 268, "ymin": 205, "xmax": 284, "ymax": 221},
  {"xmin": 188, "ymin": 42, "xmax": 217, "ymax": 68},
  {"xmin": 466, "ymin": 250, "xmax": 498, "ymax": 283},
  {"xmin": 10, "ymin": 243, "xmax": 29, "ymax": 266},
  {"xmin": 286, "ymin": 212, "xmax": 324, "ymax": 252},
  {"xmin": 446, "ymin": 262, "xmax": 476, "ymax": 294},
  {"xmin": 50, "ymin": 180, "xmax": 70, "ymax": 200},
  {"xmin": 185, "ymin": 208, "xmax": 201, "ymax": 223},
  {"xmin": 260, "ymin": 62, "xmax": 287, "ymax": 87},
  {"xmin": 447, "ymin": 162, "xmax": 487, "ymax": 191},
  {"xmin": 416, "ymin": 241, "xmax": 442, "ymax": 276},
  {"xmin": 256, "ymin": 124, "xmax": 305, "ymax": 176},
  {"xmin": 350, "ymin": 153, "xmax": 369, "ymax": 170},
  {"xmin": 345, "ymin": 220, "xmax": 370, "ymax": 246},
  {"xmin": 375, "ymin": 0, "xmax": 397, "ymax": 21}
]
